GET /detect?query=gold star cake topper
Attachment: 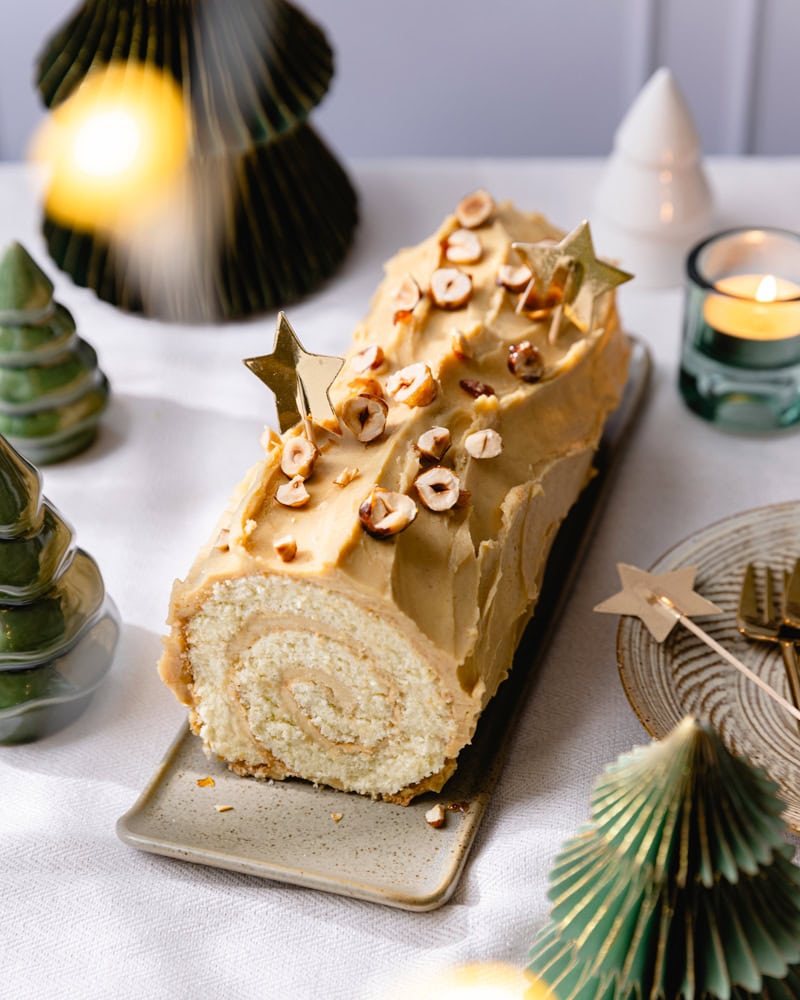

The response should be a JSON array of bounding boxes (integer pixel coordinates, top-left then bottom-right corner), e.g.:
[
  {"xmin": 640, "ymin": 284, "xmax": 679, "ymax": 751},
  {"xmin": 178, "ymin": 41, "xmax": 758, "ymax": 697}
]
[
  {"xmin": 595, "ymin": 562, "xmax": 800, "ymax": 724},
  {"xmin": 513, "ymin": 220, "xmax": 632, "ymax": 340},
  {"xmin": 594, "ymin": 563, "xmax": 721, "ymax": 642},
  {"xmin": 244, "ymin": 312, "xmax": 344, "ymax": 434}
]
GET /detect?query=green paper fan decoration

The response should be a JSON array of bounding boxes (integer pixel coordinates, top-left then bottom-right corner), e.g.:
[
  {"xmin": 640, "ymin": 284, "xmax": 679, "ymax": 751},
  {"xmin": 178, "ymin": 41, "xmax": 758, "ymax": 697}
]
[
  {"xmin": 0, "ymin": 435, "xmax": 119, "ymax": 744},
  {"xmin": 0, "ymin": 242, "xmax": 109, "ymax": 464},
  {"xmin": 528, "ymin": 718, "xmax": 800, "ymax": 1000},
  {"xmin": 34, "ymin": 0, "xmax": 358, "ymax": 322}
]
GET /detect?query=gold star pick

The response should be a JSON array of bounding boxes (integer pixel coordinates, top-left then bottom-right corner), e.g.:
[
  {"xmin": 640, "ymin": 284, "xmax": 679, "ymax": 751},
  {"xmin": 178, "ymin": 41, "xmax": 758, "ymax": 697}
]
[
  {"xmin": 558, "ymin": 221, "xmax": 633, "ymax": 333},
  {"xmin": 513, "ymin": 220, "xmax": 632, "ymax": 340},
  {"xmin": 244, "ymin": 312, "xmax": 344, "ymax": 435},
  {"xmin": 595, "ymin": 562, "xmax": 800, "ymax": 724},
  {"xmin": 595, "ymin": 564, "xmax": 722, "ymax": 643},
  {"xmin": 511, "ymin": 239, "xmax": 572, "ymax": 314}
]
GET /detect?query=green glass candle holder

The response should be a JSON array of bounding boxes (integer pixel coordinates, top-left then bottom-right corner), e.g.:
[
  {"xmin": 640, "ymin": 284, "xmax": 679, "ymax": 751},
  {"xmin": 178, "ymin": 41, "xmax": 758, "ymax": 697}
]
[{"xmin": 679, "ymin": 227, "xmax": 800, "ymax": 431}]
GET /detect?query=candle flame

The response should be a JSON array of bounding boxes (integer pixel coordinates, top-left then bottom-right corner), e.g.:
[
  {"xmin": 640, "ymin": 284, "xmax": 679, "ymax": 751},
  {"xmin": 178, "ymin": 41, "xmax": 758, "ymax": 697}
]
[{"xmin": 755, "ymin": 274, "xmax": 778, "ymax": 303}]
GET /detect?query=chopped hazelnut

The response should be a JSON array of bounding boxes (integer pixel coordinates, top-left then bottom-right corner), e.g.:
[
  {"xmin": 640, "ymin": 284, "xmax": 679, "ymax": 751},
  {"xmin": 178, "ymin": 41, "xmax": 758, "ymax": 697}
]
[
  {"xmin": 387, "ymin": 363, "xmax": 438, "ymax": 407},
  {"xmin": 358, "ymin": 487, "xmax": 418, "ymax": 538},
  {"xmin": 341, "ymin": 393, "xmax": 388, "ymax": 443},
  {"xmin": 443, "ymin": 228, "xmax": 482, "ymax": 265},
  {"xmin": 508, "ymin": 341, "xmax": 545, "ymax": 383},
  {"xmin": 275, "ymin": 475, "xmax": 310, "ymax": 508},
  {"xmin": 516, "ymin": 262, "xmax": 572, "ymax": 317},
  {"xmin": 455, "ymin": 189, "xmax": 494, "ymax": 229},
  {"xmin": 274, "ymin": 535, "xmax": 298, "ymax": 562},
  {"xmin": 196, "ymin": 776, "xmax": 215, "ymax": 788},
  {"xmin": 425, "ymin": 803, "xmax": 446, "ymax": 828},
  {"xmin": 214, "ymin": 529, "xmax": 230, "ymax": 552},
  {"xmin": 464, "ymin": 428, "xmax": 503, "ymax": 459},
  {"xmin": 214, "ymin": 804, "xmax": 234, "ymax": 813},
  {"xmin": 392, "ymin": 274, "xmax": 422, "ymax": 322},
  {"xmin": 347, "ymin": 375, "xmax": 384, "ymax": 398},
  {"xmin": 331, "ymin": 813, "xmax": 343, "ymax": 823},
  {"xmin": 430, "ymin": 268, "xmax": 473, "ymax": 310},
  {"xmin": 280, "ymin": 436, "xmax": 319, "ymax": 479},
  {"xmin": 447, "ymin": 801, "xmax": 470, "ymax": 813},
  {"xmin": 260, "ymin": 426, "xmax": 283, "ymax": 456},
  {"xmin": 333, "ymin": 466, "xmax": 360, "ymax": 487},
  {"xmin": 415, "ymin": 466, "xmax": 463, "ymax": 512},
  {"xmin": 415, "ymin": 426, "xmax": 451, "ymax": 463},
  {"xmin": 350, "ymin": 344, "xmax": 386, "ymax": 375},
  {"xmin": 459, "ymin": 378, "xmax": 496, "ymax": 399},
  {"xmin": 497, "ymin": 263, "xmax": 533, "ymax": 293},
  {"xmin": 451, "ymin": 329, "xmax": 471, "ymax": 360}
]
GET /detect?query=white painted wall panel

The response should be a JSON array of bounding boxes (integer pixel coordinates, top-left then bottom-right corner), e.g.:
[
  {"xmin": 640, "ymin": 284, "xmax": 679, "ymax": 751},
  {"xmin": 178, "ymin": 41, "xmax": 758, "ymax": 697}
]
[
  {"xmin": 309, "ymin": 0, "xmax": 635, "ymax": 157},
  {"xmin": 655, "ymin": 0, "xmax": 758, "ymax": 153},
  {"xmin": 0, "ymin": 0, "xmax": 798, "ymax": 160},
  {"xmin": 0, "ymin": 1, "xmax": 65, "ymax": 160},
  {"xmin": 752, "ymin": 0, "xmax": 800, "ymax": 154}
]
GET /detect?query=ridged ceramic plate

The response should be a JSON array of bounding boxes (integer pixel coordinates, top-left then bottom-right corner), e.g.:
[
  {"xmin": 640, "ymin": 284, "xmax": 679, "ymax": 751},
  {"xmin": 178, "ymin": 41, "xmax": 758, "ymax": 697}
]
[
  {"xmin": 117, "ymin": 338, "xmax": 650, "ymax": 910},
  {"xmin": 618, "ymin": 501, "xmax": 800, "ymax": 830}
]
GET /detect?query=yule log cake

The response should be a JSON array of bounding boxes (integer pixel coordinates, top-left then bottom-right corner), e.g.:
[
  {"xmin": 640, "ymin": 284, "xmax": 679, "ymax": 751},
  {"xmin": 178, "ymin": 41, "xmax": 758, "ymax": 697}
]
[{"xmin": 159, "ymin": 192, "xmax": 631, "ymax": 803}]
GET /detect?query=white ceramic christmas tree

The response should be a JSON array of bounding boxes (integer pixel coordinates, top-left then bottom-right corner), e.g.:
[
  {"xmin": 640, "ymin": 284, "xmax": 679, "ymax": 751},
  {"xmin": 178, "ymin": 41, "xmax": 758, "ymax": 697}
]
[{"xmin": 593, "ymin": 67, "xmax": 713, "ymax": 288}]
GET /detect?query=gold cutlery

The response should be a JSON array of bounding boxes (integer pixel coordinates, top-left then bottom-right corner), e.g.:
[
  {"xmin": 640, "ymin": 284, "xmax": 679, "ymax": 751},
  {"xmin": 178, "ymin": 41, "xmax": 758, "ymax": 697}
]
[{"xmin": 737, "ymin": 562, "xmax": 800, "ymax": 724}]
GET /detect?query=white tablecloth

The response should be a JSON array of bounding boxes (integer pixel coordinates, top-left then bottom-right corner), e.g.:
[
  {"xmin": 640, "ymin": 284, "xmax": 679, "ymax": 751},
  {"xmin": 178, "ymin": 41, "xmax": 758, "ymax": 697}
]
[{"xmin": 2, "ymin": 158, "xmax": 800, "ymax": 999}]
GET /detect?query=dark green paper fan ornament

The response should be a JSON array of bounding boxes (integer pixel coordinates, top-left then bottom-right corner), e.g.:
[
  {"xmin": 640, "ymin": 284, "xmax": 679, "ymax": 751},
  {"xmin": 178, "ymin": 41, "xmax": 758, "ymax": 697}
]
[
  {"xmin": 0, "ymin": 435, "xmax": 119, "ymax": 743},
  {"xmin": 35, "ymin": 0, "xmax": 358, "ymax": 322},
  {"xmin": 528, "ymin": 718, "xmax": 800, "ymax": 1000},
  {"xmin": 0, "ymin": 242, "xmax": 109, "ymax": 464}
]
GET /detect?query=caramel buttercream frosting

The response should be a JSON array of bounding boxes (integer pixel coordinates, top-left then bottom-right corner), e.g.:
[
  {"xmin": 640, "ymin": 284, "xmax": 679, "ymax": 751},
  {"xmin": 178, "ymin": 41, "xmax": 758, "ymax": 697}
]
[{"xmin": 158, "ymin": 197, "xmax": 631, "ymax": 803}]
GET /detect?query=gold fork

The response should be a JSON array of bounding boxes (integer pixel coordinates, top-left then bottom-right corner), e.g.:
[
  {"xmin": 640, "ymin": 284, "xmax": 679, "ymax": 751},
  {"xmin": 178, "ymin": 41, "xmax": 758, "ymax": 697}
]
[
  {"xmin": 737, "ymin": 562, "xmax": 800, "ymax": 723},
  {"xmin": 782, "ymin": 557, "xmax": 800, "ymax": 633}
]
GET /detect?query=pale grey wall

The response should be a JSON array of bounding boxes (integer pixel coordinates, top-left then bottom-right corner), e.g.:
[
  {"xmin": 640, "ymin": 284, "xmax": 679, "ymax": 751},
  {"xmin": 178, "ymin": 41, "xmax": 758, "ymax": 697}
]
[
  {"xmin": 0, "ymin": 1, "xmax": 59, "ymax": 161},
  {"xmin": 2, "ymin": 0, "xmax": 799, "ymax": 161}
]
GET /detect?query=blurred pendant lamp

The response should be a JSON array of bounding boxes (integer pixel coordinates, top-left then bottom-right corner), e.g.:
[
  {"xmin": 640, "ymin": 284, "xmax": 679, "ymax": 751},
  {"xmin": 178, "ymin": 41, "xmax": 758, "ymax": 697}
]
[{"xmin": 32, "ymin": 0, "xmax": 358, "ymax": 322}]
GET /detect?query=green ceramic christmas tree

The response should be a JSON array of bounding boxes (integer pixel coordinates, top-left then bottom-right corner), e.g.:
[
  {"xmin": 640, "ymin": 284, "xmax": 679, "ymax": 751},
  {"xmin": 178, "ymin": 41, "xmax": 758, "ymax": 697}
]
[
  {"xmin": 35, "ymin": 0, "xmax": 358, "ymax": 321},
  {"xmin": 0, "ymin": 242, "xmax": 109, "ymax": 464},
  {"xmin": 528, "ymin": 718, "xmax": 800, "ymax": 1000},
  {"xmin": 0, "ymin": 434, "xmax": 119, "ymax": 743}
]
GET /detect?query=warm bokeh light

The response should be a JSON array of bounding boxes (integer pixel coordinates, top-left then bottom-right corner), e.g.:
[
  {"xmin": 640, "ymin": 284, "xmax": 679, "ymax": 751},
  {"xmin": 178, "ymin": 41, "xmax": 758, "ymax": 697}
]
[
  {"xmin": 31, "ymin": 61, "xmax": 188, "ymax": 232},
  {"xmin": 73, "ymin": 109, "xmax": 142, "ymax": 178},
  {"xmin": 382, "ymin": 962, "xmax": 552, "ymax": 1000}
]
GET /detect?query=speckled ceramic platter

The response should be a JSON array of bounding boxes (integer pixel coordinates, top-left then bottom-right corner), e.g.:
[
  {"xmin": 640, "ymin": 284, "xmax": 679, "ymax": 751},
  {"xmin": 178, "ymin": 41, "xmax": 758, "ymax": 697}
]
[
  {"xmin": 117, "ymin": 338, "xmax": 650, "ymax": 910},
  {"xmin": 618, "ymin": 501, "xmax": 800, "ymax": 831}
]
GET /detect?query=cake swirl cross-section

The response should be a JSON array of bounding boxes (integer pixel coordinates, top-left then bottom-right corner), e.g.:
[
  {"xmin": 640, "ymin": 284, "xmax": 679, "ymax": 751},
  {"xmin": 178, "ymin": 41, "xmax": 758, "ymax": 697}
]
[{"xmin": 158, "ymin": 194, "xmax": 632, "ymax": 803}]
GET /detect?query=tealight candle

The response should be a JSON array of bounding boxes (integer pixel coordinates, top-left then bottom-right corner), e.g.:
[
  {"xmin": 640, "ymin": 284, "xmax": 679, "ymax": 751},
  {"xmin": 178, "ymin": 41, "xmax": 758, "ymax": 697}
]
[
  {"xmin": 705, "ymin": 273, "xmax": 800, "ymax": 340},
  {"xmin": 680, "ymin": 228, "xmax": 800, "ymax": 429}
]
